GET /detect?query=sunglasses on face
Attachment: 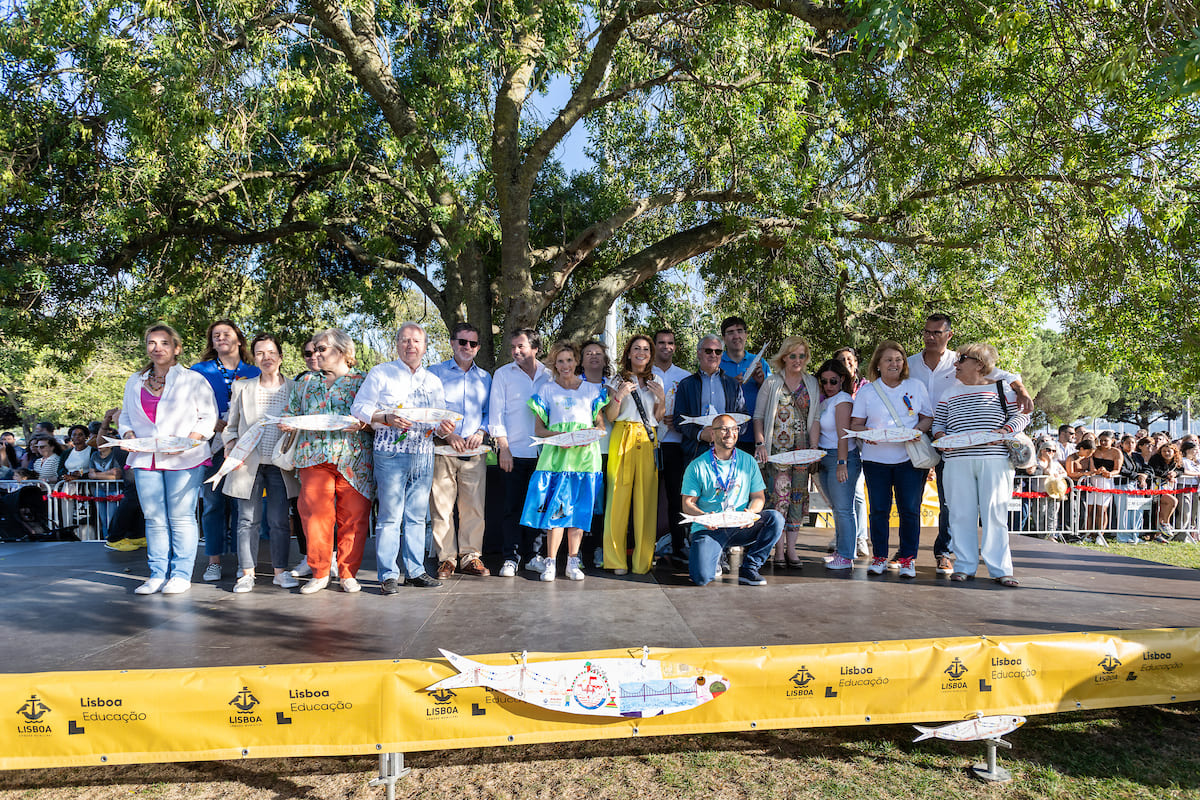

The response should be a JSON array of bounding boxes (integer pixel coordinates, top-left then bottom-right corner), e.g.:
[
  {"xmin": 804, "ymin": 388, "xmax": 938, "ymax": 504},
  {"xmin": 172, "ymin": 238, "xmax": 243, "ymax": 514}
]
[
  {"xmin": 302, "ymin": 350, "xmax": 314, "ymax": 358},
  {"xmin": 313, "ymin": 345, "xmax": 331, "ymax": 354},
  {"xmin": 454, "ymin": 338, "xmax": 480, "ymax": 348},
  {"xmin": 819, "ymin": 377, "xmax": 841, "ymax": 386},
  {"xmin": 954, "ymin": 355, "xmax": 979, "ymax": 365},
  {"xmin": 701, "ymin": 348, "xmax": 723, "ymax": 356}
]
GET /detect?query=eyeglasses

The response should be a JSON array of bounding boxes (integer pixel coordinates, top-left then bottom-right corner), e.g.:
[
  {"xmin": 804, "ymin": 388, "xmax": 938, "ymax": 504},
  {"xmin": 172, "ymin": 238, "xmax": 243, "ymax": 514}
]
[
  {"xmin": 954, "ymin": 355, "xmax": 979, "ymax": 365},
  {"xmin": 701, "ymin": 347, "xmax": 723, "ymax": 356},
  {"xmin": 313, "ymin": 345, "xmax": 330, "ymax": 354},
  {"xmin": 713, "ymin": 425, "xmax": 740, "ymax": 434},
  {"xmin": 302, "ymin": 350, "xmax": 314, "ymax": 358},
  {"xmin": 819, "ymin": 377, "xmax": 842, "ymax": 386},
  {"xmin": 454, "ymin": 338, "xmax": 480, "ymax": 348}
]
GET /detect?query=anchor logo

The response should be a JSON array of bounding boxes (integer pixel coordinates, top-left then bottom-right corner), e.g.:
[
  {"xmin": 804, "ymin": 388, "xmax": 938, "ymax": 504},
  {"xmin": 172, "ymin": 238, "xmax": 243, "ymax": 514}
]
[
  {"xmin": 428, "ymin": 689, "xmax": 457, "ymax": 705},
  {"xmin": 17, "ymin": 695, "xmax": 50, "ymax": 722},
  {"xmin": 228, "ymin": 687, "xmax": 260, "ymax": 713},
  {"xmin": 1098, "ymin": 655, "xmax": 1122, "ymax": 673},
  {"xmin": 790, "ymin": 667, "xmax": 815, "ymax": 688},
  {"xmin": 944, "ymin": 658, "xmax": 968, "ymax": 680}
]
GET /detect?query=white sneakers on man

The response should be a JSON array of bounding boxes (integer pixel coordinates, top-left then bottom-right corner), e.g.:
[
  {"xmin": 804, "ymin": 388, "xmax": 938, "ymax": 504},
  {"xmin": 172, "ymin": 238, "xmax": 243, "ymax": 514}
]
[
  {"xmin": 161, "ymin": 577, "xmax": 191, "ymax": 595},
  {"xmin": 134, "ymin": 577, "xmax": 165, "ymax": 595}
]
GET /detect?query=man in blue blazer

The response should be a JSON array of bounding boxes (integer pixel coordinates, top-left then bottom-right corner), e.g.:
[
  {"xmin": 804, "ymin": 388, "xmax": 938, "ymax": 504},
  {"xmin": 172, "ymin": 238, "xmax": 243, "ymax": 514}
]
[{"xmin": 674, "ymin": 335, "xmax": 749, "ymax": 463}]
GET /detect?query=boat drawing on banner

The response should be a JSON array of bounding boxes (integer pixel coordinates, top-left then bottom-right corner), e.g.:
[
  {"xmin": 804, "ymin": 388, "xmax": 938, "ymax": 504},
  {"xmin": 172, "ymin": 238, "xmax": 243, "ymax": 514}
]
[{"xmin": 424, "ymin": 648, "xmax": 728, "ymax": 718}]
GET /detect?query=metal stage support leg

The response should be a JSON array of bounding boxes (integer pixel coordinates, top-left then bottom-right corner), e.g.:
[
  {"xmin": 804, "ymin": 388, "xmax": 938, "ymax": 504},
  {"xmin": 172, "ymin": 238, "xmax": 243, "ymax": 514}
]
[
  {"xmin": 971, "ymin": 737, "xmax": 1013, "ymax": 783},
  {"xmin": 369, "ymin": 752, "xmax": 410, "ymax": 800}
]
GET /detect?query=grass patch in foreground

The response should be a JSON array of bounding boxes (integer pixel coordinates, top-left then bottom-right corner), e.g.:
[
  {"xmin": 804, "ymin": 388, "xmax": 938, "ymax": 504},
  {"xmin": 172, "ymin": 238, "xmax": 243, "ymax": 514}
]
[
  {"xmin": 1, "ymin": 703, "xmax": 1199, "ymax": 799},
  {"xmin": 1076, "ymin": 539, "xmax": 1200, "ymax": 569}
]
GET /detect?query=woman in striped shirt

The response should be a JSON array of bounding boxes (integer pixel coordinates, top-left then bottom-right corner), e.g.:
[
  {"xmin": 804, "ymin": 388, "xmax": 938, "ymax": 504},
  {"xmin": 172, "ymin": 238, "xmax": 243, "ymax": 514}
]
[{"xmin": 932, "ymin": 343, "xmax": 1030, "ymax": 587}]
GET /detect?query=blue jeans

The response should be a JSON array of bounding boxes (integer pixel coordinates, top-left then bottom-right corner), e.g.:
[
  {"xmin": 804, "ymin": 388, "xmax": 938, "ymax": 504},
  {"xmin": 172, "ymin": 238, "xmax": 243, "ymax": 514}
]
[
  {"xmin": 236, "ymin": 466, "xmax": 292, "ymax": 571},
  {"xmin": 689, "ymin": 510, "xmax": 784, "ymax": 586},
  {"xmin": 134, "ymin": 466, "xmax": 204, "ymax": 582},
  {"xmin": 818, "ymin": 450, "xmax": 863, "ymax": 561},
  {"xmin": 862, "ymin": 460, "xmax": 928, "ymax": 561},
  {"xmin": 202, "ymin": 450, "xmax": 233, "ymax": 557},
  {"xmin": 1113, "ymin": 487, "xmax": 1141, "ymax": 542},
  {"xmin": 373, "ymin": 449, "xmax": 434, "ymax": 582}
]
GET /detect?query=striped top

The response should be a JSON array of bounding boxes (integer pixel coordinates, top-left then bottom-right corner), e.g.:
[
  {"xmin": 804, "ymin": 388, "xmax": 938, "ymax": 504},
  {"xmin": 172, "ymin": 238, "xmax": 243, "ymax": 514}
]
[{"xmin": 932, "ymin": 382, "xmax": 1029, "ymax": 460}]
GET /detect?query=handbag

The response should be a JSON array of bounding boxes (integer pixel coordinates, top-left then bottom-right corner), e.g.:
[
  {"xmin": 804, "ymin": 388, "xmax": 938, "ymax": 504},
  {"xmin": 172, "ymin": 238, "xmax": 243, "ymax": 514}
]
[
  {"xmin": 628, "ymin": 378, "xmax": 663, "ymax": 471},
  {"xmin": 872, "ymin": 382, "xmax": 940, "ymax": 469},
  {"xmin": 995, "ymin": 382, "xmax": 1036, "ymax": 470},
  {"xmin": 272, "ymin": 429, "xmax": 298, "ymax": 471}
]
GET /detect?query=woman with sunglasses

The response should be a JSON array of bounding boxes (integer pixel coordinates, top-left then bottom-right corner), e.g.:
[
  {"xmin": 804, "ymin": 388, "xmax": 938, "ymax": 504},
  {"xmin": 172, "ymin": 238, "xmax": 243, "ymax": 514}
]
[
  {"xmin": 932, "ymin": 343, "xmax": 1029, "ymax": 587},
  {"xmin": 119, "ymin": 324, "xmax": 218, "ymax": 595},
  {"xmin": 810, "ymin": 358, "xmax": 861, "ymax": 570},
  {"xmin": 752, "ymin": 336, "xmax": 819, "ymax": 568}
]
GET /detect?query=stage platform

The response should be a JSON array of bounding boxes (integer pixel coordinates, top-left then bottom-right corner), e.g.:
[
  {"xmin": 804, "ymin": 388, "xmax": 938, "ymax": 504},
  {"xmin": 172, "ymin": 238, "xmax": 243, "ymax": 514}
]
[{"xmin": 2, "ymin": 531, "xmax": 1198, "ymax": 674}]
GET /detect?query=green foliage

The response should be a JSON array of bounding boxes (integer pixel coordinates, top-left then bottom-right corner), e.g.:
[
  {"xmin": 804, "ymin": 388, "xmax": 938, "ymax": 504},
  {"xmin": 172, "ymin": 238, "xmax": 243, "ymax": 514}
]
[{"xmin": 1016, "ymin": 330, "xmax": 1120, "ymax": 425}]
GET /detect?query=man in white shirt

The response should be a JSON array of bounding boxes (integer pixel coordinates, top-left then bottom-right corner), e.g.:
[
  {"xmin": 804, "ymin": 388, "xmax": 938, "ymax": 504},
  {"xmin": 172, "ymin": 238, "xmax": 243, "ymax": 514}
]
[
  {"xmin": 907, "ymin": 312, "xmax": 1032, "ymax": 574},
  {"xmin": 427, "ymin": 322, "xmax": 492, "ymax": 579},
  {"xmin": 488, "ymin": 329, "xmax": 552, "ymax": 577},
  {"xmin": 352, "ymin": 323, "xmax": 454, "ymax": 593},
  {"xmin": 652, "ymin": 328, "xmax": 692, "ymax": 568}
]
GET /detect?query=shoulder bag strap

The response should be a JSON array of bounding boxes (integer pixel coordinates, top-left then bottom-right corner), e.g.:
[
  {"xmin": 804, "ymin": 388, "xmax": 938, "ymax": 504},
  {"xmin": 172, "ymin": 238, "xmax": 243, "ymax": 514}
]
[
  {"xmin": 872, "ymin": 381, "xmax": 906, "ymax": 427},
  {"xmin": 629, "ymin": 380, "xmax": 657, "ymax": 444}
]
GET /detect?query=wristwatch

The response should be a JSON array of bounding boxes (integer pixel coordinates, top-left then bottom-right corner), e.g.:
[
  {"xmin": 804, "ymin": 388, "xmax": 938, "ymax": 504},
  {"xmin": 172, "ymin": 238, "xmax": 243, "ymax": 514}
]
[{"xmin": 837, "ymin": 459, "xmax": 847, "ymax": 465}]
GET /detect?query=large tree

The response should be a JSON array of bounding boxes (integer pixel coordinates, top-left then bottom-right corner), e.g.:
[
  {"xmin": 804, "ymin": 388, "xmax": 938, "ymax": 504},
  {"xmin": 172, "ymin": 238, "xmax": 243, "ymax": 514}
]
[{"xmin": 4, "ymin": 0, "xmax": 1199, "ymax": 376}]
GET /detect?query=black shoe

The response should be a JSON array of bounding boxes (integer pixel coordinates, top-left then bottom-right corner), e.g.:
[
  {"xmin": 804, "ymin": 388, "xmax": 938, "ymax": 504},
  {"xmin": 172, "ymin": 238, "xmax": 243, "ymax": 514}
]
[
  {"xmin": 738, "ymin": 565, "xmax": 767, "ymax": 586},
  {"xmin": 404, "ymin": 573, "xmax": 443, "ymax": 588},
  {"xmin": 380, "ymin": 578, "xmax": 399, "ymax": 595}
]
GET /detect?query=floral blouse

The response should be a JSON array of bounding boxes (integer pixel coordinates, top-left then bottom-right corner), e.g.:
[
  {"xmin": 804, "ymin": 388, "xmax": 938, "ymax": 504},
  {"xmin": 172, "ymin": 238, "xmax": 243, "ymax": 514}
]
[{"xmin": 286, "ymin": 370, "xmax": 375, "ymax": 500}]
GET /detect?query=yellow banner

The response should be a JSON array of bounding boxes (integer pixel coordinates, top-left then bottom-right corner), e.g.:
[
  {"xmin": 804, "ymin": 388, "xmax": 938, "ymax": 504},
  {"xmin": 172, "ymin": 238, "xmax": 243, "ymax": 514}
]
[{"xmin": 3, "ymin": 628, "xmax": 1197, "ymax": 769}]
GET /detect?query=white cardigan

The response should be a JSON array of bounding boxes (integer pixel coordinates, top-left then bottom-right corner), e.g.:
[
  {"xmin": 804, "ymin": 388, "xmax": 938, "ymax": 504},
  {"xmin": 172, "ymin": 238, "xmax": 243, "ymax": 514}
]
[
  {"xmin": 221, "ymin": 376, "xmax": 300, "ymax": 500},
  {"xmin": 753, "ymin": 372, "xmax": 821, "ymax": 452},
  {"xmin": 118, "ymin": 364, "xmax": 218, "ymax": 471}
]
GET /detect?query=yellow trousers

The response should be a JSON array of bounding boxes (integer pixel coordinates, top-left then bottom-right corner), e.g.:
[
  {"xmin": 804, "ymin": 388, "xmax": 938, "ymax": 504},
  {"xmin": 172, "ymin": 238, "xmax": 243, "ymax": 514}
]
[{"xmin": 603, "ymin": 421, "xmax": 659, "ymax": 573}]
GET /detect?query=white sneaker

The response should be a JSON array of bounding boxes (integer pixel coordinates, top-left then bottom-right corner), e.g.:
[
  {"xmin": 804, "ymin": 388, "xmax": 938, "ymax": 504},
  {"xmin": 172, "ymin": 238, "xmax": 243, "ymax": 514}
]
[
  {"xmin": 161, "ymin": 576, "xmax": 191, "ymax": 595},
  {"xmin": 233, "ymin": 574, "xmax": 254, "ymax": 593},
  {"xmin": 341, "ymin": 576, "xmax": 361, "ymax": 593},
  {"xmin": 565, "ymin": 556, "xmax": 585, "ymax": 581},
  {"xmin": 273, "ymin": 572, "xmax": 299, "ymax": 589},
  {"xmin": 540, "ymin": 558, "xmax": 557, "ymax": 582},
  {"xmin": 203, "ymin": 563, "xmax": 222, "ymax": 582},
  {"xmin": 896, "ymin": 557, "xmax": 917, "ymax": 579},
  {"xmin": 498, "ymin": 560, "xmax": 517, "ymax": 577},
  {"xmin": 857, "ymin": 541, "xmax": 871, "ymax": 557},
  {"xmin": 291, "ymin": 557, "xmax": 312, "ymax": 578},
  {"xmin": 867, "ymin": 557, "xmax": 888, "ymax": 575},
  {"xmin": 300, "ymin": 575, "xmax": 329, "ymax": 594},
  {"xmin": 525, "ymin": 555, "xmax": 547, "ymax": 574},
  {"xmin": 134, "ymin": 577, "xmax": 165, "ymax": 595}
]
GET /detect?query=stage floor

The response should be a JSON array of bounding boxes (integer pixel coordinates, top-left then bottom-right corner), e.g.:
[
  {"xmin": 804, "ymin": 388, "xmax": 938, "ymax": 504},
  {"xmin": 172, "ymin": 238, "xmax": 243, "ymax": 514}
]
[{"xmin": 2, "ymin": 531, "xmax": 1198, "ymax": 673}]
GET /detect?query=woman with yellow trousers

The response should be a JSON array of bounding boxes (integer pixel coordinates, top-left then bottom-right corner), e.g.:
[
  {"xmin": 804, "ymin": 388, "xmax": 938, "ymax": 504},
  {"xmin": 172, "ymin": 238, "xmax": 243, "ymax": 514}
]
[{"xmin": 603, "ymin": 335, "xmax": 665, "ymax": 575}]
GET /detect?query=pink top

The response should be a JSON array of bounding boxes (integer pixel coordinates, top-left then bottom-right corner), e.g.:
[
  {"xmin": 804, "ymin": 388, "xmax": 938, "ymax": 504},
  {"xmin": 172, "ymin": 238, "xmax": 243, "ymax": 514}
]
[{"xmin": 140, "ymin": 387, "xmax": 161, "ymax": 422}]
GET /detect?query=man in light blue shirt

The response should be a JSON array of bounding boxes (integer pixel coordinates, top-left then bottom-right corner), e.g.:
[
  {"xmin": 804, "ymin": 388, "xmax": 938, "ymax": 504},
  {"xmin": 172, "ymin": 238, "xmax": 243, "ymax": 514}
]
[
  {"xmin": 719, "ymin": 316, "xmax": 770, "ymax": 454},
  {"xmin": 427, "ymin": 322, "xmax": 492, "ymax": 579}
]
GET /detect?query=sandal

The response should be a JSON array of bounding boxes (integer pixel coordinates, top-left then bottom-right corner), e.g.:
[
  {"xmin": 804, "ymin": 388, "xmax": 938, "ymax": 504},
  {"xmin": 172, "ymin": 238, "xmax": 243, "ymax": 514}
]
[
  {"xmin": 786, "ymin": 557, "xmax": 803, "ymax": 569},
  {"xmin": 950, "ymin": 572, "xmax": 969, "ymax": 582},
  {"xmin": 994, "ymin": 576, "xmax": 1020, "ymax": 588}
]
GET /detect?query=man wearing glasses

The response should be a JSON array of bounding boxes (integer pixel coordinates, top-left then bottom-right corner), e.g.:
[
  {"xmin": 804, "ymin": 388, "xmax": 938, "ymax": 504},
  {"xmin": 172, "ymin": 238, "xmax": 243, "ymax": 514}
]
[
  {"xmin": 719, "ymin": 316, "xmax": 770, "ymax": 454},
  {"xmin": 908, "ymin": 313, "xmax": 1032, "ymax": 575},
  {"xmin": 428, "ymin": 322, "xmax": 492, "ymax": 579},
  {"xmin": 682, "ymin": 414, "xmax": 783, "ymax": 586},
  {"xmin": 675, "ymin": 335, "xmax": 748, "ymax": 463}
]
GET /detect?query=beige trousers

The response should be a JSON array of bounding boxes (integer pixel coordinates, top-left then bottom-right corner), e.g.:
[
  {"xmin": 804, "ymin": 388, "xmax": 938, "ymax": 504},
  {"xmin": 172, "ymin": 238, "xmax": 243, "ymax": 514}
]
[{"xmin": 429, "ymin": 453, "xmax": 487, "ymax": 563}]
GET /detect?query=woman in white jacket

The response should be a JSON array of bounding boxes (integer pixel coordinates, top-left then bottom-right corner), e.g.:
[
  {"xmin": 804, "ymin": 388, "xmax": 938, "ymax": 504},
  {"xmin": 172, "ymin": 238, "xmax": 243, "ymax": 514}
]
[
  {"xmin": 119, "ymin": 324, "xmax": 218, "ymax": 595},
  {"xmin": 222, "ymin": 334, "xmax": 301, "ymax": 592}
]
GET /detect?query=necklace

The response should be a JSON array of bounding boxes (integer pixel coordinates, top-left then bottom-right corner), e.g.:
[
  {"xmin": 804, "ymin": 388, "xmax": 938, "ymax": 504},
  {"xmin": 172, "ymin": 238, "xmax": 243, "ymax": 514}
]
[{"xmin": 145, "ymin": 371, "xmax": 167, "ymax": 392}]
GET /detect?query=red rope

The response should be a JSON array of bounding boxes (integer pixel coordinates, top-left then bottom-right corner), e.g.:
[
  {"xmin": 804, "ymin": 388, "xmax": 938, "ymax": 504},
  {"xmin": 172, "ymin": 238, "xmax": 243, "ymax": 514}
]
[
  {"xmin": 49, "ymin": 491, "xmax": 124, "ymax": 502},
  {"xmin": 1073, "ymin": 485, "xmax": 1196, "ymax": 496}
]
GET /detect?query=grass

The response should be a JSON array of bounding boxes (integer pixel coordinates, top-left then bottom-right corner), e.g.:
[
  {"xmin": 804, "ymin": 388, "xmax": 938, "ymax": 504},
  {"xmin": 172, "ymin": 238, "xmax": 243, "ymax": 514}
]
[
  {"xmin": 1075, "ymin": 539, "xmax": 1200, "ymax": 569},
  {"xmin": 3, "ymin": 703, "xmax": 1200, "ymax": 799}
]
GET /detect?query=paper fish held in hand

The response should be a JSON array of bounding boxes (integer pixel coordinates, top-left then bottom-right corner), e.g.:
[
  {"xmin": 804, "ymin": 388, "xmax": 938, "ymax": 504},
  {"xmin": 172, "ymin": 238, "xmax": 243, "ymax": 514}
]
[
  {"xmin": 381, "ymin": 407, "xmax": 464, "ymax": 427},
  {"xmin": 424, "ymin": 647, "xmax": 729, "ymax": 719},
  {"xmin": 933, "ymin": 431, "xmax": 1022, "ymax": 450},
  {"xmin": 738, "ymin": 341, "xmax": 769, "ymax": 384},
  {"xmin": 842, "ymin": 427, "xmax": 923, "ymax": 444},
  {"xmin": 680, "ymin": 510, "xmax": 760, "ymax": 528},
  {"xmin": 767, "ymin": 449, "xmax": 826, "ymax": 466},
  {"xmin": 678, "ymin": 413, "xmax": 751, "ymax": 428},
  {"xmin": 204, "ymin": 421, "xmax": 265, "ymax": 489},
  {"xmin": 103, "ymin": 436, "xmax": 205, "ymax": 454},
  {"xmin": 263, "ymin": 414, "xmax": 360, "ymax": 431},
  {"xmin": 433, "ymin": 444, "xmax": 492, "ymax": 457},
  {"xmin": 913, "ymin": 714, "xmax": 1026, "ymax": 742},
  {"xmin": 531, "ymin": 429, "xmax": 606, "ymax": 447}
]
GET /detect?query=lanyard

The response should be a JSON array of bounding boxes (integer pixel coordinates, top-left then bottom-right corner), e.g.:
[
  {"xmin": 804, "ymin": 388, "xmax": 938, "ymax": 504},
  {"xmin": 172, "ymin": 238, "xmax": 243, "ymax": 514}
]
[{"xmin": 709, "ymin": 448, "xmax": 736, "ymax": 494}]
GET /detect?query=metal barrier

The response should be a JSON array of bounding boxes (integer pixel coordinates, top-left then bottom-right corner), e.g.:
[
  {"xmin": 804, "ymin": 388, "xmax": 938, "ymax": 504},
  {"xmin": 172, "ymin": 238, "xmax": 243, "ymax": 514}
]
[
  {"xmin": 1009, "ymin": 472, "xmax": 1074, "ymax": 539},
  {"xmin": 1067, "ymin": 477, "xmax": 1198, "ymax": 545},
  {"xmin": 0, "ymin": 480, "xmax": 55, "ymax": 540},
  {"xmin": 50, "ymin": 479, "xmax": 124, "ymax": 541}
]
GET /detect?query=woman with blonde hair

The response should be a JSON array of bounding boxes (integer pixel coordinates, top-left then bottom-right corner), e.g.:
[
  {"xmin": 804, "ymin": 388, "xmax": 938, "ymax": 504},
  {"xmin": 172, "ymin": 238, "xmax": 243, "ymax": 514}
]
[
  {"xmin": 280, "ymin": 328, "xmax": 375, "ymax": 594},
  {"xmin": 603, "ymin": 334, "xmax": 664, "ymax": 575},
  {"xmin": 752, "ymin": 335, "xmax": 820, "ymax": 567},
  {"xmin": 119, "ymin": 324, "xmax": 218, "ymax": 595}
]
